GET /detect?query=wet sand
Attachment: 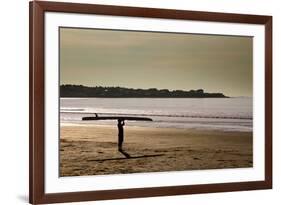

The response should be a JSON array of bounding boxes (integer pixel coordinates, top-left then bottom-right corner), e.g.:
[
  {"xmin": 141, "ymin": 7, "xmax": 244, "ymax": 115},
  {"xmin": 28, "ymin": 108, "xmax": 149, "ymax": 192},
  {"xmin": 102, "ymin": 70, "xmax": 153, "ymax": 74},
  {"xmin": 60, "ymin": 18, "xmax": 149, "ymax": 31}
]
[{"xmin": 60, "ymin": 125, "xmax": 253, "ymax": 176}]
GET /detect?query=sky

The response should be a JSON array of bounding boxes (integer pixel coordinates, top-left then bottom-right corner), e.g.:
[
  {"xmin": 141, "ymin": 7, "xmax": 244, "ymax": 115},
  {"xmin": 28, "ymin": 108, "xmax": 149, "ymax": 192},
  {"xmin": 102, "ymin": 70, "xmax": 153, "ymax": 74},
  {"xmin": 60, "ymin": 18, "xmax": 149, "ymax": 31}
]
[{"xmin": 60, "ymin": 27, "xmax": 253, "ymax": 97}]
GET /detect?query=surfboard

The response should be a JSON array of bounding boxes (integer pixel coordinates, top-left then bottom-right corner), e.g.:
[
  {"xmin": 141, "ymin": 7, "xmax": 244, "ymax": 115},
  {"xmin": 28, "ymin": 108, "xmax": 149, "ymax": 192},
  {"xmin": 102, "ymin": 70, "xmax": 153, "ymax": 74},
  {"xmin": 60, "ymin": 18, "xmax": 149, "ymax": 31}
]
[{"xmin": 82, "ymin": 116, "xmax": 153, "ymax": 121}]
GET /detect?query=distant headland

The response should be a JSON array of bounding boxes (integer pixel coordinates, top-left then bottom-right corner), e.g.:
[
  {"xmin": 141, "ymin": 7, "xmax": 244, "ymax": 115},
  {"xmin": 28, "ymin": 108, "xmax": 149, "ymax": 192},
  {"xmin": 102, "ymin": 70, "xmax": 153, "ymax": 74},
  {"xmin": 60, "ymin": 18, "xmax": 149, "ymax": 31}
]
[{"xmin": 60, "ymin": 84, "xmax": 228, "ymax": 98}]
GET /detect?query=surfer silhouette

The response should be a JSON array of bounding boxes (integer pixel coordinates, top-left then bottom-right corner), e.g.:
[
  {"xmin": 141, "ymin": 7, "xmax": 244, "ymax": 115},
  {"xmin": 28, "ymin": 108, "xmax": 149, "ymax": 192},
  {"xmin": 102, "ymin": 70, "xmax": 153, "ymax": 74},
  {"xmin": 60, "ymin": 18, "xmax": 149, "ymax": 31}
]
[
  {"xmin": 82, "ymin": 115, "xmax": 152, "ymax": 158},
  {"xmin": 117, "ymin": 119, "xmax": 125, "ymax": 151}
]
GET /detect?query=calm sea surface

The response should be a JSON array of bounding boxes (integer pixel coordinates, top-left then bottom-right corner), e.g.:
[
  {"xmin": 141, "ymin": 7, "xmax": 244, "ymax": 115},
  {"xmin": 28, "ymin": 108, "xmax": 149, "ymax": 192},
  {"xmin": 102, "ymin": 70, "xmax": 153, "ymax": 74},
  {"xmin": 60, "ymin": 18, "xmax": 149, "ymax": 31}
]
[{"xmin": 60, "ymin": 97, "xmax": 252, "ymax": 132}]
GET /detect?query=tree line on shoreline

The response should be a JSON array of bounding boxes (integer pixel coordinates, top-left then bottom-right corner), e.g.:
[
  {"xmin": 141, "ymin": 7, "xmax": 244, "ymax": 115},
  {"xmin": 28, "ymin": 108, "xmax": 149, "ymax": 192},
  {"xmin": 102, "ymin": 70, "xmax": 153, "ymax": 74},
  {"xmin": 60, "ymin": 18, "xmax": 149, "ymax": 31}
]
[{"xmin": 60, "ymin": 84, "xmax": 228, "ymax": 98}]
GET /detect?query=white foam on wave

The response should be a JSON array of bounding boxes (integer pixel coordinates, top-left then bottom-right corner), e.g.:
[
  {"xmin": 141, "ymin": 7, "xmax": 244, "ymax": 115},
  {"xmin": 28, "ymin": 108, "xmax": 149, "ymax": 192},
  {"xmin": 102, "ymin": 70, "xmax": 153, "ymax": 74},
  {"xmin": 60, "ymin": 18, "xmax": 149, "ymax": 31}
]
[{"xmin": 60, "ymin": 98, "xmax": 253, "ymax": 132}]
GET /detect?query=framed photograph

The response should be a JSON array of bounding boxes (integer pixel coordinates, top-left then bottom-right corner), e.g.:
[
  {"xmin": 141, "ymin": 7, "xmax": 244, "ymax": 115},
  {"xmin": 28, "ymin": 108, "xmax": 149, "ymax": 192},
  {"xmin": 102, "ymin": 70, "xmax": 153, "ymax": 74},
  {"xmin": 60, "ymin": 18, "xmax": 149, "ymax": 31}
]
[{"xmin": 29, "ymin": 1, "xmax": 272, "ymax": 204}]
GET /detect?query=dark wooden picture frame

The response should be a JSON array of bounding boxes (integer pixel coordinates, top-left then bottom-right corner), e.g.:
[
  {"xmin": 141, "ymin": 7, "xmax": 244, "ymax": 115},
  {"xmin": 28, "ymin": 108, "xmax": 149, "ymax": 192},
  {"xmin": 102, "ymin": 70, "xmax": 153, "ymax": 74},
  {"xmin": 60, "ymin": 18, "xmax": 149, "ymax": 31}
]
[{"xmin": 29, "ymin": 1, "xmax": 272, "ymax": 204}]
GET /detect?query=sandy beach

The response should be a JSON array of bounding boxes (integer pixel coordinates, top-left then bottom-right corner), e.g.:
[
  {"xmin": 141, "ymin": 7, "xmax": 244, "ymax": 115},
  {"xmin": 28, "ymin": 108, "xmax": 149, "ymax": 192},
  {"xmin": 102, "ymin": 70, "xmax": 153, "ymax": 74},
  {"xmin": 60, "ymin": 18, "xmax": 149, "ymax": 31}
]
[{"xmin": 59, "ymin": 125, "xmax": 253, "ymax": 177}]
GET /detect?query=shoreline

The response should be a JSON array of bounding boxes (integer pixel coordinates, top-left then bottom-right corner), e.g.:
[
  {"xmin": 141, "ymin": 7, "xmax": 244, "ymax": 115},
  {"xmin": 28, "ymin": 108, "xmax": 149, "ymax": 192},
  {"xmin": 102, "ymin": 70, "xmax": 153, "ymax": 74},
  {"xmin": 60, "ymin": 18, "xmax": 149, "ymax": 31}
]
[{"xmin": 60, "ymin": 122, "xmax": 252, "ymax": 133}]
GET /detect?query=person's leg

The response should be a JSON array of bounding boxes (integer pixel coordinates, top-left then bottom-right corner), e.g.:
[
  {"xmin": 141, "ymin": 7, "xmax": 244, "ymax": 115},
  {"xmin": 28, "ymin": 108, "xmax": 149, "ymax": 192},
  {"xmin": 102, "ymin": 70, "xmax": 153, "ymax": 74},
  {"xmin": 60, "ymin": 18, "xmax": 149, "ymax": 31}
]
[
  {"xmin": 117, "ymin": 120, "xmax": 121, "ymax": 150},
  {"xmin": 118, "ymin": 126, "xmax": 124, "ymax": 150},
  {"xmin": 118, "ymin": 135, "xmax": 122, "ymax": 151},
  {"xmin": 117, "ymin": 120, "xmax": 122, "ymax": 150},
  {"xmin": 118, "ymin": 126, "xmax": 121, "ymax": 150},
  {"xmin": 118, "ymin": 121, "xmax": 125, "ymax": 151}
]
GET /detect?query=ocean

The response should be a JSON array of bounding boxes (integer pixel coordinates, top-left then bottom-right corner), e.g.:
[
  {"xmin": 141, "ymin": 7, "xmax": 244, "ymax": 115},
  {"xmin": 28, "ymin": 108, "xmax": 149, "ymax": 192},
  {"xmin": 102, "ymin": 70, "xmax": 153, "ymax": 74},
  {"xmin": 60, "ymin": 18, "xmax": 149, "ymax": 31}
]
[{"xmin": 60, "ymin": 97, "xmax": 252, "ymax": 132}]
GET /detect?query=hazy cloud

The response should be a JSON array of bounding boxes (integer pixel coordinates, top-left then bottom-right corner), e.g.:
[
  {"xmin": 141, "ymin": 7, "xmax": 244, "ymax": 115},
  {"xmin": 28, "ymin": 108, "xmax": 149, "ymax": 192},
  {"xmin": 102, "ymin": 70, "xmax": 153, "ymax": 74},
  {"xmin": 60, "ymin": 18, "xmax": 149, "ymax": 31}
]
[{"xmin": 60, "ymin": 28, "xmax": 252, "ymax": 97}]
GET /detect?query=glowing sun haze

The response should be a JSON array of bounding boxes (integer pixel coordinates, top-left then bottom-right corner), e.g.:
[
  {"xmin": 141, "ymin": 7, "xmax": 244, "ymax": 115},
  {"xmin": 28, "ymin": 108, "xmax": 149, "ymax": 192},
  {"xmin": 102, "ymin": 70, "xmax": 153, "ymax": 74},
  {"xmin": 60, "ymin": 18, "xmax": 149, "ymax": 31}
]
[{"xmin": 60, "ymin": 27, "xmax": 253, "ymax": 97}]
